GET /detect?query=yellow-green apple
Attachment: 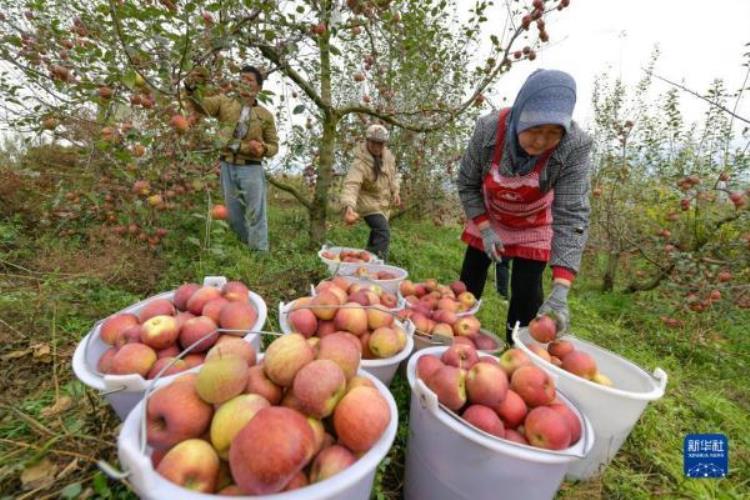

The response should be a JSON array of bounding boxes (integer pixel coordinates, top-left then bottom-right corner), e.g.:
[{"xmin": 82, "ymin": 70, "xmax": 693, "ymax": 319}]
[
  {"xmin": 450, "ymin": 280, "xmax": 467, "ymax": 295},
  {"xmin": 100, "ymin": 313, "xmax": 139, "ymax": 345},
  {"xmin": 292, "ymin": 359, "xmax": 346, "ymax": 418},
  {"xmin": 457, "ymin": 291, "xmax": 477, "ymax": 309},
  {"xmin": 524, "ymin": 406, "xmax": 571, "ymax": 450},
  {"xmin": 317, "ymin": 333, "xmax": 361, "ymax": 380},
  {"xmin": 528, "ymin": 315, "xmax": 557, "ymax": 343},
  {"xmin": 510, "ymin": 365, "xmax": 556, "ymax": 407},
  {"xmin": 394, "ymin": 325, "xmax": 408, "ymax": 351},
  {"xmin": 222, "ymin": 281, "xmax": 250, "ymax": 302},
  {"xmin": 229, "ymin": 407, "xmax": 316, "ymax": 494},
  {"xmin": 147, "ymin": 357, "xmax": 188, "ymax": 379},
  {"xmin": 547, "ymin": 340, "xmax": 574, "ymax": 359},
  {"xmin": 207, "ymin": 337, "xmax": 256, "ymax": 366},
  {"xmin": 462, "ymin": 404, "xmax": 505, "ymax": 438},
  {"xmin": 453, "ymin": 316, "xmax": 481, "ymax": 337},
  {"xmin": 333, "ymin": 386, "xmax": 390, "ymax": 453},
  {"xmin": 186, "ymin": 286, "xmax": 222, "ymax": 315},
  {"xmin": 441, "ymin": 343, "xmax": 479, "ymax": 370},
  {"xmin": 97, "ymin": 347, "xmax": 117, "ymax": 373},
  {"xmin": 416, "ymin": 354, "xmax": 444, "ymax": 381},
  {"xmin": 202, "ymin": 297, "xmax": 229, "ymax": 323},
  {"xmin": 498, "ymin": 348, "xmax": 531, "ymax": 376},
  {"xmin": 196, "ymin": 355, "xmax": 249, "ymax": 404},
  {"xmin": 548, "ymin": 402, "xmax": 582, "ymax": 444},
  {"xmin": 426, "ymin": 365, "xmax": 467, "ymax": 410},
  {"xmin": 504, "ymin": 428, "xmax": 528, "ymax": 445},
  {"xmin": 210, "ymin": 394, "xmax": 270, "ymax": 458},
  {"xmin": 109, "ymin": 343, "xmax": 156, "ymax": 376},
  {"xmin": 466, "ymin": 361, "xmax": 508, "ymax": 407},
  {"xmin": 527, "ymin": 343, "xmax": 552, "ymax": 363},
  {"xmin": 561, "ymin": 351, "xmax": 597, "ymax": 380},
  {"xmin": 310, "ymin": 445, "xmax": 356, "ymax": 483},
  {"xmin": 140, "ymin": 315, "xmax": 179, "ymax": 349},
  {"xmin": 219, "ymin": 301, "xmax": 257, "ymax": 331},
  {"xmin": 288, "ymin": 308, "xmax": 318, "ymax": 338},
  {"xmin": 156, "ymin": 439, "xmax": 219, "ymax": 493},
  {"xmin": 366, "ymin": 304, "xmax": 394, "ymax": 330},
  {"xmin": 146, "ymin": 375, "xmax": 213, "ymax": 448},
  {"xmin": 310, "ymin": 291, "xmax": 340, "ymax": 320},
  {"xmin": 179, "ymin": 316, "xmax": 219, "ymax": 352},
  {"xmin": 245, "ymin": 364, "xmax": 283, "ymax": 404},
  {"xmin": 493, "ymin": 389, "xmax": 527, "ymax": 429},
  {"xmin": 333, "ymin": 302, "xmax": 368, "ymax": 335},
  {"xmin": 592, "ymin": 372, "xmax": 613, "ymax": 386},
  {"xmin": 138, "ymin": 298, "xmax": 176, "ymax": 322},
  {"xmin": 173, "ymin": 283, "xmax": 200, "ymax": 311},
  {"xmin": 368, "ymin": 327, "xmax": 401, "ymax": 358},
  {"xmin": 263, "ymin": 334, "xmax": 315, "ymax": 387}
]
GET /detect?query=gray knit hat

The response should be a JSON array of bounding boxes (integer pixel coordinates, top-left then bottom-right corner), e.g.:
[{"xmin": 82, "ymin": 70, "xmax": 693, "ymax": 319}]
[{"xmin": 366, "ymin": 124, "xmax": 389, "ymax": 143}]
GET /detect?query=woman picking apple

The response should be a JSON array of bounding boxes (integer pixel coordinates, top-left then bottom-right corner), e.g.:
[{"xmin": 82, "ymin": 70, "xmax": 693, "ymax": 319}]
[
  {"xmin": 457, "ymin": 69, "xmax": 593, "ymax": 344},
  {"xmin": 340, "ymin": 124, "xmax": 402, "ymax": 261}
]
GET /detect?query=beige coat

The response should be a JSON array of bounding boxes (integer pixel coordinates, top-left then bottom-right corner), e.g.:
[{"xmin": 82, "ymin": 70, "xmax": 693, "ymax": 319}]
[{"xmin": 340, "ymin": 143, "xmax": 400, "ymax": 218}]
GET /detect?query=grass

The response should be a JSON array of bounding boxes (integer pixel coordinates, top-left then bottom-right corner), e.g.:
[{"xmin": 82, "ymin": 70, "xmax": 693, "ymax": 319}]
[{"xmin": 1, "ymin": 187, "xmax": 748, "ymax": 499}]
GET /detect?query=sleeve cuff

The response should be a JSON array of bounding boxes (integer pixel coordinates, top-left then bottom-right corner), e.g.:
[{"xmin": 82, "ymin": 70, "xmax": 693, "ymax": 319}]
[
  {"xmin": 552, "ymin": 266, "xmax": 576, "ymax": 282},
  {"xmin": 472, "ymin": 213, "xmax": 489, "ymax": 225}
]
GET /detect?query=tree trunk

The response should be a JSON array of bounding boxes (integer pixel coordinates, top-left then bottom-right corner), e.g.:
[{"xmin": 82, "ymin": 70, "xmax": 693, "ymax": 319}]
[{"xmin": 602, "ymin": 250, "xmax": 619, "ymax": 292}]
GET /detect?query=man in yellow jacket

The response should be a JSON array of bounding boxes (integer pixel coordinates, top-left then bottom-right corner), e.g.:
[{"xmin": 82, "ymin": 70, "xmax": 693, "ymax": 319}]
[
  {"xmin": 340, "ymin": 124, "xmax": 401, "ymax": 261},
  {"xmin": 184, "ymin": 65, "xmax": 278, "ymax": 251}
]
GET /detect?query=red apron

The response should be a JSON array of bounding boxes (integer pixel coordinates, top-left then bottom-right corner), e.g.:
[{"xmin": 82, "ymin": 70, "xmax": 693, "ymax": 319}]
[{"xmin": 461, "ymin": 108, "xmax": 555, "ymax": 262}]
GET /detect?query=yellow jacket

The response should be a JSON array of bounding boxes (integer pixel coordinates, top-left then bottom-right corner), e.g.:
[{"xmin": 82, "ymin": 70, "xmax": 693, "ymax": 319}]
[
  {"xmin": 184, "ymin": 92, "xmax": 278, "ymax": 162},
  {"xmin": 340, "ymin": 143, "xmax": 400, "ymax": 218}
]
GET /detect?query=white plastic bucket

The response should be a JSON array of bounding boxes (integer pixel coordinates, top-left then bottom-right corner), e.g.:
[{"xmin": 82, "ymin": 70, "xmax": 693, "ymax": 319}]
[
  {"xmin": 330, "ymin": 263, "xmax": 408, "ymax": 295},
  {"xmin": 513, "ymin": 326, "xmax": 667, "ymax": 480},
  {"xmin": 397, "ymin": 290, "xmax": 482, "ymax": 318},
  {"xmin": 404, "ymin": 347, "xmax": 595, "ymax": 500},
  {"xmin": 115, "ymin": 363, "xmax": 398, "ymax": 499},
  {"xmin": 72, "ymin": 276, "xmax": 267, "ymax": 420},
  {"xmin": 317, "ymin": 245, "xmax": 383, "ymax": 274},
  {"xmin": 279, "ymin": 300, "xmax": 414, "ymax": 386}
]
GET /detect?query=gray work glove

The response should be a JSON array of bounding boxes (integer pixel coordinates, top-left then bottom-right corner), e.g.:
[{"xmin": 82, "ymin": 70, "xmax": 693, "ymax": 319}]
[
  {"xmin": 538, "ymin": 282, "xmax": 570, "ymax": 334},
  {"xmin": 227, "ymin": 141, "xmax": 240, "ymax": 154},
  {"xmin": 479, "ymin": 225, "xmax": 504, "ymax": 262}
]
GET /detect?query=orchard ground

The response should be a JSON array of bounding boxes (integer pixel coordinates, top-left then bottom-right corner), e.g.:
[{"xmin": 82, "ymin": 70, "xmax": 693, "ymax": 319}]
[{"xmin": 1, "ymin": 183, "xmax": 748, "ymax": 499}]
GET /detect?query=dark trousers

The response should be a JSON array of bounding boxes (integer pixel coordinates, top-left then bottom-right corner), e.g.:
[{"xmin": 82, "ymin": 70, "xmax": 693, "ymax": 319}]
[
  {"xmin": 459, "ymin": 245, "xmax": 545, "ymax": 345},
  {"xmin": 496, "ymin": 259, "xmax": 510, "ymax": 298},
  {"xmin": 364, "ymin": 214, "xmax": 390, "ymax": 262}
]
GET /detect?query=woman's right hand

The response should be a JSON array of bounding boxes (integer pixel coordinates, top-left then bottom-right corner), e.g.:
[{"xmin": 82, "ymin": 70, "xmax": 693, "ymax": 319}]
[{"xmin": 344, "ymin": 206, "xmax": 360, "ymax": 225}]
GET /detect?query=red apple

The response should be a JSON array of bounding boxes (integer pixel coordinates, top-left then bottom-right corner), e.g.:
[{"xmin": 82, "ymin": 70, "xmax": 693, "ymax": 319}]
[
  {"xmin": 498, "ymin": 348, "xmax": 531, "ymax": 376},
  {"xmin": 466, "ymin": 361, "xmax": 508, "ymax": 407},
  {"xmin": 109, "ymin": 343, "xmax": 157, "ymax": 377},
  {"xmin": 333, "ymin": 386, "xmax": 390, "ymax": 453},
  {"xmin": 462, "ymin": 404, "xmax": 505, "ymax": 438},
  {"xmin": 156, "ymin": 439, "xmax": 219, "ymax": 492},
  {"xmin": 147, "ymin": 374, "xmax": 213, "ymax": 448},
  {"xmin": 292, "ymin": 359, "xmax": 346, "ymax": 418},
  {"xmin": 493, "ymin": 389, "xmax": 527, "ymax": 429},
  {"xmin": 529, "ymin": 315, "xmax": 557, "ymax": 343},
  {"xmin": 524, "ymin": 406, "xmax": 571, "ymax": 450},
  {"xmin": 441, "ymin": 343, "xmax": 479, "ymax": 370},
  {"xmin": 100, "ymin": 313, "xmax": 139, "ymax": 345},
  {"xmin": 138, "ymin": 298, "xmax": 176, "ymax": 322},
  {"xmin": 179, "ymin": 316, "xmax": 219, "ymax": 353},
  {"xmin": 510, "ymin": 365, "xmax": 556, "ymax": 407},
  {"xmin": 426, "ymin": 365, "xmax": 467, "ymax": 410},
  {"xmin": 222, "ymin": 281, "xmax": 250, "ymax": 302},
  {"xmin": 561, "ymin": 350, "xmax": 597, "ymax": 380}
]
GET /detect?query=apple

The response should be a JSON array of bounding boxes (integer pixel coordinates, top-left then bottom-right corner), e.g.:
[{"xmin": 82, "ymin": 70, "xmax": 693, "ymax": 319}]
[
  {"xmin": 147, "ymin": 357, "xmax": 188, "ymax": 379},
  {"xmin": 474, "ymin": 333, "xmax": 498, "ymax": 351},
  {"xmin": 510, "ymin": 365, "xmax": 556, "ymax": 407},
  {"xmin": 380, "ymin": 292, "xmax": 398, "ymax": 308},
  {"xmin": 367, "ymin": 304, "xmax": 394, "ymax": 330},
  {"xmin": 528, "ymin": 315, "xmax": 557, "ymax": 343},
  {"xmin": 245, "ymin": 364, "xmax": 283, "ymax": 404},
  {"xmin": 317, "ymin": 333, "xmax": 361, "ymax": 380},
  {"xmin": 368, "ymin": 327, "xmax": 401, "ymax": 358},
  {"xmin": 425, "ymin": 365, "xmax": 467, "ymax": 410},
  {"xmin": 548, "ymin": 402, "xmax": 582, "ymax": 444},
  {"xmin": 174, "ymin": 311, "xmax": 195, "ymax": 330},
  {"xmin": 182, "ymin": 353, "xmax": 205, "ymax": 368},
  {"xmin": 186, "ymin": 286, "xmax": 222, "ymax": 315},
  {"xmin": 462, "ymin": 404, "xmax": 505, "ymax": 438},
  {"xmin": 137, "ymin": 299, "xmax": 176, "ymax": 323},
  {"xmin": 222, "ymin": 281, "xmax": 250, "ymax": 302},
  {"xmin": 561, "ymin": 351, "xmax": 598, "ymax": 380},
  {"xmin": 450, "ymin": 280, "xmax": 467, "ymax": 295},
  {"xmin": 201, "ymin": 297, "xmax": 229, "ymax": 323},
  {"xmin": 147, "ymin": 374, "xmax": 213, "ymax": 448},
  {"xmin": 219, "ymin": 301, "xmax": 258, "ymax": 331},
  {"xmin": 100, "ymin": 313, "xmax": 139, "ymax": 345},
  {"xmin": 283, "ymin": 472, "xmax": 309, "ymax": 491},
  {"xmin": 263, "ymin": 334, "xmax": 315, "ymax": 387},
  {"xmin": 310, "ymin": 291, "xmax": 340, "ymax": 321},
  {"xmin": 527, "ymin": 343, "xmax": 552, "ymax": 363},
  {"xmin": 179, "ymin": 316, "xmax": 219, "ymax": 352},
  {"xmin": 504, "ymin": 429, "xmax": 528, "ymax": 445},
  {"xmin": 592, "ymin": 372, "xmax": 614, "ymax": 387},
  {"xmin": 466, "ymin": 361, "xmax": 508, "ymax": 407},
  {"xmin": 114, "ymin": 325, "xmax": 143, "ymax": 348},
  {"xmin": 156, "ymin": 345, "xmax": 181, "ymax": 359},
  {"xmin": 441, "ymin": 343, "xmax": 479, "ymax": 370},
  {"xmin": 547, "ymin": 340, "xmax": 574, "ymax": 359},
  {"xmin": 109, "ymin": 343, "xmax": 157, "ymax": 376},
  {"xmin": 493, "ymin": 389, "xmax": 527, "ymax": 429},
  {"xmin": 206, "ymin": 336, "xmax": 256, "ymax": 366},
  {"xmin": 196, "ymin": 355, "xmax": 249, "ymax": 404},
  {"xmin": 156, "ymin": 439, "xmax": 219, "ymax": 492},
  {"xmin": 524, "ymin": 406, "xmax": 571, "ymax": 450},
  {"xmin": 416, "ymin": 355, "xmax": 444, "ymax": 381},
  {"xmin": 333, "ymin": 386, "xmax": 390, "ymax": 453},
  {"xmin": 453, "ymin": 316, "xmax": 481, "ymax": 337},
  {"xmin": 210, "ymin": 394, "xmax": 270, "ymax": 459},
  {"xmin": 292, "ymin": 359, "xmax": 346, "ymax": 418},
  {"xmin": 457, "ymin": 291, "xmax": 477, "ymax": 309},
  {"xmin": 288, "ymin": 308, "xmax": 318, "ymax": 338},
  {"xmin": 310, "ymin": 444, "xmax": 357, "ymax": 483},
  {"xmin": 333, "ymin": 302, "xmax": 368, "ymax": 336},
  {"xmin": 346, "ymin": 375, "xmax": 376, "ymax": 392},
  {"xmin": 399, "ymin": 280, "xmax": 416, "ymax": 296},
  {"xmin": 97, "ymin": 347, "xmax": 117, "ymax": 373},
  {"xmin": 140, "ymin": 315, "xmax": 179, "ymax": 350},
  {"xmin": 498, "ymin": 348, "xmax": 531, "ymax": 376},
  {"xmin": 229, "ymin": 407, "xmax": 316, "ymax": 494}
]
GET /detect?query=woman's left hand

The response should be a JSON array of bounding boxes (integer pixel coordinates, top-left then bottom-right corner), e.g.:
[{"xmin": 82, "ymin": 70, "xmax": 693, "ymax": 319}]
[
  {"xmin": 537, "ymin": 281, "xmax": 570, "ymax": 334},
  {"xmin": 393, "ymin": 194, "xmax": 402, "ymax": 208}
]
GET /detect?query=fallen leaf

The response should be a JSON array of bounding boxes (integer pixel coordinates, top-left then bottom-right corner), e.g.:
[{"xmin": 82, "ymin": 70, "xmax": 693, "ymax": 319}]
[
  {"xmin": 41, "ymin": 395, "xmax": 73, "ymax": 418},
  {"xmin": 21, "ymin": 458, "xmax": 57, "ymax": 490},
  {"xmin": 1, "ymin": 349, "xmax": 30, "ymax": 361},
  {"xmin": 32, "ymin": 343, "xmax": 52, "ymax": 362}
]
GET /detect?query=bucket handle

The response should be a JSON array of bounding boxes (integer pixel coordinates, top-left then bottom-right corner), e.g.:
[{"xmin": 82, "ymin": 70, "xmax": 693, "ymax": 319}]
[
  {"xmin": 98, "ymin": 460, "xmax": 130, "ymax": 480},
  {"xmin": 652, "ymin": 367, "xmax": 668, "ymax": 393},
  {"xmin": 202, "ymin": 275, "xmax": 228, "ymax": 289}
]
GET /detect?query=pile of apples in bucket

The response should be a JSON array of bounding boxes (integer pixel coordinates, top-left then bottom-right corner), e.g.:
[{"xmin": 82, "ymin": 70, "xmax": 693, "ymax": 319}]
[
  {"xmin": 320, "ymin": 248, "xmax": 376, "ymax": 263},
  {"xmin": 147, "ymin": 333, "xmax": 390, "ymax": 494},
  {"xmin": 286, "ymin": 278, "xmax": 408, "ymax": 359},
  {"xmin": 96, "ymin": 281, "xmax": 257, "ymax": 378},
  {"xmin": 417, "ymin": 340, "xmax": 582, "ymax": 450},
  {"xmin": 344, "ymin": 266, "xmax": 400, "ymax": 281},
  {"xmin": 527, "ymin": 316, "xmax": 613, "ymax": 386}
]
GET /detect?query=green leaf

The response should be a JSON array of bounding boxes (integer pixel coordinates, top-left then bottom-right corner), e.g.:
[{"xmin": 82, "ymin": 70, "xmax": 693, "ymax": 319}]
[
  {"xmin": 292, "ymin": 104, "xmax": 305, "ymax": 114},
  {"xmin": 92, "ymin": 473, "xmax": 111, "ymax": 498},
  {"xmin": 61, "ymin": 482, "xmax": 82, "ymax": 499},
  {"xmin": 187, "ymin": 236, "xmax": 201, "ymax": 246}
]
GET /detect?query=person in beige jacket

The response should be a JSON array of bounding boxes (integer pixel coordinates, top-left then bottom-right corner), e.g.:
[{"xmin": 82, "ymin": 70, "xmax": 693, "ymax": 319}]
[{"xmin": 340, "ymin": 124, "xmax": 401, "ymax": 261}]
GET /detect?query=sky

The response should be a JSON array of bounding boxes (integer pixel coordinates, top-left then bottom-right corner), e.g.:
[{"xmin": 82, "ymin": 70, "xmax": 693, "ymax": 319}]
[{"xmin": 466, "ymin": 0, "xmax": 750, "ymax": 129}]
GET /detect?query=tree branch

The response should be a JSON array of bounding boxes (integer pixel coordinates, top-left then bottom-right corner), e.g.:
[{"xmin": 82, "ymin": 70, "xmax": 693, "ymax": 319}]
[{"xmin": 265, "ymin": 174, "xmax": 313, "ymax": 209}]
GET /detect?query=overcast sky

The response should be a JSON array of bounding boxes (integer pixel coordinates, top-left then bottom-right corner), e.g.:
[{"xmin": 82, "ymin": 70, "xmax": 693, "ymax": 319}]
[{"xmin": 468, "ymin": 0, "xmax": 750, "ymax": 129}]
